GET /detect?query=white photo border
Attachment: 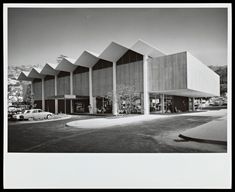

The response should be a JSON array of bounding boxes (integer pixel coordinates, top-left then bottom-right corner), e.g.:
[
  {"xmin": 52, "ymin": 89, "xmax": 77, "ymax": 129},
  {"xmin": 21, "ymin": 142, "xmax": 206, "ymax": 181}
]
[{"xmin": 3, "ymin": 3, "xmax": 232, "ymax": 189}]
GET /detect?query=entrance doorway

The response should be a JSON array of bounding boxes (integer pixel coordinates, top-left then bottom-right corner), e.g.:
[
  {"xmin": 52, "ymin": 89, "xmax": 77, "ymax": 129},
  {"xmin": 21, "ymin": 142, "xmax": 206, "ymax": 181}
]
[
  {"xmin": 73, "ymin": 98, "xmax": 89, "ymax": 113},
  {"xmin": 150, "ymin": 94, "xmax": 165, "ymax": 113},
  {"xmin": 96, "ymin": 97, "xmax": 112, "ymax": 114}
]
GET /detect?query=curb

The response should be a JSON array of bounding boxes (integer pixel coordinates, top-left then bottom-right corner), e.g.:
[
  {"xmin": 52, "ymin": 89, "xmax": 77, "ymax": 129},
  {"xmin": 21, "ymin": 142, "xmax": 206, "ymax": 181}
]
[{"xmin": 178, "ymin": 134, "xmax": 227, "ymax": 145}]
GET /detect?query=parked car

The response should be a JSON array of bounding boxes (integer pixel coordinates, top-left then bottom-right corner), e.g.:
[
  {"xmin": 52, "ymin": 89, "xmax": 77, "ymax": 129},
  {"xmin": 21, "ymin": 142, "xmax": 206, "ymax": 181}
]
[
  {"xmin": 16, "ymin": 109, "xmax": 53, "ymax": 120},
  {"xmin": 8, "ymin": 107, "xmax": 23, "ymax": 120},
  {"xmin": 8, "ymin": 106, "xmax": 23, "ymax": 112},
  {"xmin": 12, "ymin": 110, "xmax": 27, "ymax": 120}
]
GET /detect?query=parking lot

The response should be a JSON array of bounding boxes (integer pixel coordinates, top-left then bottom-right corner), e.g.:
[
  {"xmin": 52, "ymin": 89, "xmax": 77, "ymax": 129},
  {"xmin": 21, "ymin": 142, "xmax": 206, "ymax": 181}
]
[{"xmin": 7, "ymin": 109, "xmax": 227, "ymax": 153}]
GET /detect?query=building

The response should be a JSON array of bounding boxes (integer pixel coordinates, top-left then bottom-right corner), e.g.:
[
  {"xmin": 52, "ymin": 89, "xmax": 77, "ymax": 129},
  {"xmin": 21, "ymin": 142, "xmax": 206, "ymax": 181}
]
[{"xmin": 17, "ymin": 40, "xmax": 220, "ymax": 115}]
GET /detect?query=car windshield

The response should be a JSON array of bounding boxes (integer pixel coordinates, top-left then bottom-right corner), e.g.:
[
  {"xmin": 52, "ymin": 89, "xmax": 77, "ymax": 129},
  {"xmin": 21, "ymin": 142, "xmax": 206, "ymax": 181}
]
[{"xmin": 24, "ymin": 110, "xmax": 31, "ymax": 114}]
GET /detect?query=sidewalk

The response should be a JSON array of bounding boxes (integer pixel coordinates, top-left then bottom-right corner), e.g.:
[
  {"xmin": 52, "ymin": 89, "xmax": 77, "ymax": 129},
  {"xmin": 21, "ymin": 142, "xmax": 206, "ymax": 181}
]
[
  {"xmin": 66, "ymin": 114, "xmax": 169, "ymax": 128},
  {"xmin": 66, "ymin": 109, "xmax": 227, "ymax": 145},
  {"xmin": 178, "ymin": 110, "xmax": 227, "ymax": 145}
]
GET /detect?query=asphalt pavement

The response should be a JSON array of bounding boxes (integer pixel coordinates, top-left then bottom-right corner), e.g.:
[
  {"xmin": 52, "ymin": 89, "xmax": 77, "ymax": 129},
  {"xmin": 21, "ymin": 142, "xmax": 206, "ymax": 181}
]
[{"xmin": 8, "ymin": 109, "xmax": 227, "ymax": 153}]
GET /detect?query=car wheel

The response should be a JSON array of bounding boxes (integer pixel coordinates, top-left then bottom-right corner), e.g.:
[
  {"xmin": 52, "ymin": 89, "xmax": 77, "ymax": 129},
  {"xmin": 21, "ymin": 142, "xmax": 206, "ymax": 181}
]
[
  {"xmin": 28, "ymin": 117, "xmax": 33, "ymax": 121},
  {"xmin": 47, "ymin": 114, "xmax": 52, "ymax": 119}
]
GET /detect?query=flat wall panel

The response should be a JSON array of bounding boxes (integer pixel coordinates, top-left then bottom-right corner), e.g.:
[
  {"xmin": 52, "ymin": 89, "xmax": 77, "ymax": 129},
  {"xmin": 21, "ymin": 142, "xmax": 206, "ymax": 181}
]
[
  {"xmin": 45, "ymin": 99, "xmax": 55, "ymax": 113},
  {"xmin": 148, "ymin": 52, "xmax": 187, "ymax": 92},
  {"xmin": 57, "ymin": 75, "xmax": 70, "ymax": 95},
  {"xmin": 58, "ymin": 100, "xmax": 65, "ymax": 113},
  {"xmin": 92, "ymin": 67, "xmax": 113, "ymax": 97},
  {"xmin": 117, "ymin": 60, "xmax": 143, "ymax": 92},
  {"xmin": 57, "ymin": 99, "xmax": 71, "ymax": 114},
  {"xmin": 44, "ymin": 78, "xmax": 55, "ymax": 98},
  {"xmin": 33, "ymin": 80, "xmax": 42, "ymax": 100},
  {"xmin": 73, "ymin": 72, "xmax": 89, "ymax": 96},
  {"xmin": 187, "ymin": 52, "xmax": 220, "ymax": 96}
]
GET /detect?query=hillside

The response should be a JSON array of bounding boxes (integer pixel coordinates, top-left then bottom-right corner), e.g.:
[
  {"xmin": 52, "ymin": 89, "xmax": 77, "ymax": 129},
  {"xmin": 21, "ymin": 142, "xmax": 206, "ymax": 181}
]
[{"xmin": 209, "ymin": 65, "xmax": 227, "ymax": 96}]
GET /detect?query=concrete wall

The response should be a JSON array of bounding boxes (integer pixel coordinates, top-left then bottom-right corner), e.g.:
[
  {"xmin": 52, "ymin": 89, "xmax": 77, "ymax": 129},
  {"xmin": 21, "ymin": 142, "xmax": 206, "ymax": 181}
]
[
  {"xmin": 57, "ymin": 75, "xmax": 70, "ymax": 95},
  {"xmin": 148, "ymin": 52, "xmax": 187, "ymax": 92},
  {"xmin": 44, "ymin": 77, "xmax": 55, "ymax": 98},
  {"xmin": 73, "ymin": 72, "xmax": 89, "ymax": 96},
  {"xmin": 186, "ymin": 52, "xmax": 220, "ymax": 96},
  {"xmin": 31, "ymin": 50, "xmax": 219, "ymax": 102},
  {"xmin": 117, "ymin": 60, "xmax": 143, "ymax": 92},
  {"xmin": 33, "ymin": 80, "xmax": 42, "ymax": 100},
  {"xmin": 92, "ymin": 67, "xmax": 113, "ymax": 97}
]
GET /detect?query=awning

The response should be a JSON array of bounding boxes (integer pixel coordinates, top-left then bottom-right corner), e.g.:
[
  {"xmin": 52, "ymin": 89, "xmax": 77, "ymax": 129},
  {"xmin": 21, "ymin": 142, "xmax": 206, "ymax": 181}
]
[
  {"xmin": 48, "ymin": 94, "xmax": 76, "ymax": 99},
  {"xmin": 150, "ymin": 89, "xmax": 216, "ymax": 98},
  {"xmin": 47, "ymin": 95, "xmax": 89, "ymax": 100}
]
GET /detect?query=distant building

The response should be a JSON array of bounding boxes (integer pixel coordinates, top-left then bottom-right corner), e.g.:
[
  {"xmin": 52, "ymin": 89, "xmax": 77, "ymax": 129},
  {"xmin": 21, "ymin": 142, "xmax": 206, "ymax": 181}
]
[{"xmin": 18, "ymin": 40, "xmax": 220, "ymax": 114}]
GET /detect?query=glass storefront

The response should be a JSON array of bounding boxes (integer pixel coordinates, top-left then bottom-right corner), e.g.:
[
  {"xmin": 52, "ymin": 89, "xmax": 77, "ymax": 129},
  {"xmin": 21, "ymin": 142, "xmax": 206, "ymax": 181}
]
[
  {"xmin": 73, "ymin": 97, "xmax": 89, "ymax": 113},
  {"xmin": 150, "ymin": 93, "xmax": 190, "ymax": 113}
]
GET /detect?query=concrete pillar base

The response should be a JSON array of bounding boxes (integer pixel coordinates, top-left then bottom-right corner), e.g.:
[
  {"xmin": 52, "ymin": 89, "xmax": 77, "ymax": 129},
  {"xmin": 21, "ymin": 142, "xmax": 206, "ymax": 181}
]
[
  {"xmin": 89, "ymin": 67, "xmax": 94, "ymax": 114},
  {"xmin": 42, "ymin": 78, "xmax": 45, "ymax": 111},
  {"xmin": 70, "ymin": 100, "xmax": 73, "ymax": 114},
  {"xmin": 54, "ymin": 75, "xmax": 58, "ymax": 114},
  {"xmin": 143, "ymin": 54, "xmax": 150, "ymax": 115},
  {"xmin": 161, "ymin": 94, "xmax": 165, "ymax": 113},
  {"xmin": 93, "ymin": 97, "xmax": 97, "ymax": 114},
  {"xmin": 55, "ymin": 99, "xmax": 58, "ymax": 114},
  {"xmin": 113, "ymin": 62, "xmax": 118, "ymax": 116}
]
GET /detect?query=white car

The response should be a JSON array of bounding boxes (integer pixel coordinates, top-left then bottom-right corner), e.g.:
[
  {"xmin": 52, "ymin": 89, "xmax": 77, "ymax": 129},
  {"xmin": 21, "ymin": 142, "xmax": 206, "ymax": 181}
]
[
  {"xmin": 16, "ymin": 109, "xmax": 53, "ymax": 120},
  {"xmin": 12, "ymin": 111, "xmax": 24, "ymax": 120}
]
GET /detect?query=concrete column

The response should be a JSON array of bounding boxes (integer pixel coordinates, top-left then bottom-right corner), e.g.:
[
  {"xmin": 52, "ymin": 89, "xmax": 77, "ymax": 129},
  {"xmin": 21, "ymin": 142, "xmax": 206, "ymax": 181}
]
[
  {"xmin": 70, "ymin": 72, "xmax": 73, "ymax": 114},
  {"xmin": 192, "ymin": 97, "xmax": 195, "ymax": 111},
  {"xmin": 140, "ymin": 93, "xmax": 144, "ymax": 114},
  {"xmin": 161, "ymin": 94, "xmax": 165, "ymax": 113},
  {"xmin": 41, "ymin": 78, "xmax": 45, "ymax": 111},
  {"xmin": 89, "ymin": 67, "xmax": 93, "ymax": 114},
  {"xmin": 54, "ymin": 75, "xmax": 58, "ymax": 114},
  {"xmin": 112, "ymin": 62, "xmax": 118, "ymax": 115},
  {"xmin": 31, "ymin": 81, "xmax": 34, "ymax": 95},
  {"xmin": 93, "ymin": 96, "xmax": 97, "ymax": 114},
  {"xmin": 143, "ymin": 54, "xmax": 150, "ymax": 115},
  {"xmin": 31, "ymin": 81, "xmax": 34, "ymax": 109}
]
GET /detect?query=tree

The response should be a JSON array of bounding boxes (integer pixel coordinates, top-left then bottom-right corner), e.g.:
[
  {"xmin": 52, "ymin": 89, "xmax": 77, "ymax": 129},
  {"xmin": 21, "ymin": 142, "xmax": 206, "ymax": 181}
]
[
  {"xmin": 56, "ymin": 54, "xmax": 68, "ymax": 63},
  {"xmin": 32, "ymin": 63, "xmax": 43, "ymax": 68},
  {"xmin": 107, "ymin": 84, "xmax": 141, "ymax": 114},
  {"xmin": 209, "ymin": 65, "xmax": 227, "ymax": 96},
  {"xmin": 24, "ymin": 84, "xmax": 34, "ymax": 108}
]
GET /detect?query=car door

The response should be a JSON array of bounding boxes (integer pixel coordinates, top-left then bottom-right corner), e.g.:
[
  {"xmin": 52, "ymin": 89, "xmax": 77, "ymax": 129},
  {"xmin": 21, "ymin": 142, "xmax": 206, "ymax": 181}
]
[
  {"xmin": 37, "ymin": 109, "xmax": 44, "ymax": 119},
  {"xmin": 32, "ymin": 109, "xmax": 39, "ymax": 119},
  {"xmin": 23, "ymin": 110, "xmax": 31, "ymax": 119}
]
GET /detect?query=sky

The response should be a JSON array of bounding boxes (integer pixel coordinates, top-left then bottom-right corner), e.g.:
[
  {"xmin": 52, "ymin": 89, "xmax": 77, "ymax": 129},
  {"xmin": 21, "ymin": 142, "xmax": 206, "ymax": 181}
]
[{"xmin": 8, "ymin": 7, "xmax": 228, "ymax": 67}]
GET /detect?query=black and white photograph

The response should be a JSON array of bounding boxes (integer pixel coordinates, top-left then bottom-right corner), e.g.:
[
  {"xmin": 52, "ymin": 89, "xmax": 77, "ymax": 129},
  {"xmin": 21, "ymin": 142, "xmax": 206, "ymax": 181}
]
[{"xmin": 4, "ymin": 3, "xmax": 231, "ymax": 189}]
